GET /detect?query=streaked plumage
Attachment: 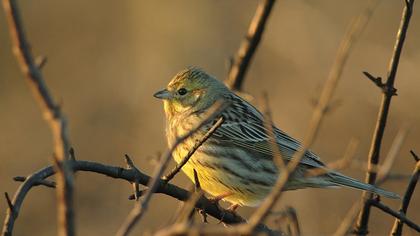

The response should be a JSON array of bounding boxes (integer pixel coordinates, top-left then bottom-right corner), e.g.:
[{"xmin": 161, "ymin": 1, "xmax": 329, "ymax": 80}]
[{"xmin": 154, "ymin": 67, "xmax": 399, "ymax": 207}]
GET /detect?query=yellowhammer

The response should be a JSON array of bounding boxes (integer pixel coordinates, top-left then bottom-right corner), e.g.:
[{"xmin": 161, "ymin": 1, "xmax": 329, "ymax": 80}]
[{"xmin": 154, "ymin": 67, "xmax": 399, "ymax": 209}]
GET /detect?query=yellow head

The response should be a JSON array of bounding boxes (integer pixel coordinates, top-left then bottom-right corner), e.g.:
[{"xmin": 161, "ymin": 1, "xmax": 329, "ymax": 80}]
[{"xmin": 154, "ymin": 68, "xmax": 228, "ymax": 118}]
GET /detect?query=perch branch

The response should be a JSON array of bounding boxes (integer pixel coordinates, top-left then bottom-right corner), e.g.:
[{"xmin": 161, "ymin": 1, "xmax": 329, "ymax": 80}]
[
  {"xmin": 225, "ymin": 0, "xmax": 276, "ymax": 90},
  {"xmin": 2, "ymin": 0, "xmax": 75, "ymax": 235},
  {"xmin": 2, "ymin": 160, "xmax": 276, "ymax": 236},
  {"xmin": 355, "ymin": 1, "xmax": 415, "ymax": 234}
]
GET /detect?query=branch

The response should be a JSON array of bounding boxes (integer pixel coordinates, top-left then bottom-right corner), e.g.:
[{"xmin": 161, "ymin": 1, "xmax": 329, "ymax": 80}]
[
  {"xmin": 2, "ymin": 160, "xmax": 276, "ymax": 236},
  {"xmin": 355, "ymin": 1, "xmax": 415, "ymax": 234},
  {"xmin": 2, "ymin": 0, "xmax": 75, "ymax": 235},
  {"xmin": 390, "ymin": 151, "xmax": 420, "ymax": 236},
  {"xmin": 225, "ymin": 0, "xmax": 276, "ymax": 90},
  {"xmin": 367, "ymin": 199, "xmax": 419, "ymax": 233}
]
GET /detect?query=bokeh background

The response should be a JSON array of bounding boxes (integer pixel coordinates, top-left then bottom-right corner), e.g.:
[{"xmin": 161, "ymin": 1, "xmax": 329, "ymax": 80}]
[{"xmin": 1, "ymin": 1, "xmax": 419, "ymax": 235}]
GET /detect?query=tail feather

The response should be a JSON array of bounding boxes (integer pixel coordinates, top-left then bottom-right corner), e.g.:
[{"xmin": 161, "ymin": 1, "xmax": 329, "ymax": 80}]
[{"xmin": 326, "ymin": 172, "xmax": 400, "ymax": 199}]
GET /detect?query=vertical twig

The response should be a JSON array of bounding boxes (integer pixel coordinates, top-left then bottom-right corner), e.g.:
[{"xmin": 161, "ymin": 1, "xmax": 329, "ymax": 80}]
[
  {"xmin": 390, "ymin": 151, "xmax": 420, "ymax": 236},
  {"xmin": 225, "ymin": 0, "xmax": 276, "ymax": 90},
  {"xmin": 354, "ymin": 1, "xmax": 415, "ymax": 235},
  {"xmin": 2, "ymin": 0, "xmax": 74, "ymax": 235}
]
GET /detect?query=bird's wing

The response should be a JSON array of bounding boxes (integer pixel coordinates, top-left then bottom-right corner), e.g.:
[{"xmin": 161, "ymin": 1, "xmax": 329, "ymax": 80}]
[{"xmin": 212, "ymin": 94, "xmax": 326, "ymax": 169}]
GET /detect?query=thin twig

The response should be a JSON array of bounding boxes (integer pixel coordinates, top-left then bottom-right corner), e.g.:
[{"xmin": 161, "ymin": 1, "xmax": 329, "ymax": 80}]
[
  {"xmin": 333, "ymin": 200, "xmax": 364, "ymax": 236},
  {"xmin": 116, "ymin": 102, "xmax": 229, "ymax": 236},
  {"xmin": 246, "ymin": 1, "xmax": 374, "ymax": 230},
  {"xmin": 1, "ymin": 160, "xmax": 276, "ymax": 236},
  {"xmin": 367, "ymin": 199, "xmax": 420, "ymax": 233},
  {"xmin": 163, "ymin": 117, "xmax": 225, "ymax": 182},
  {"xmin": 377, "ymin": 128, "xmax": 408, "ymax": 181},
  {"xmin": 225, "ymin": 0, "xmax": 276, "ymax": 90},
  {"xmin": 261, "ymin": 92, "xmax": 287, "ymax": 171},
  {"xmin": 355, "ymin": 1, "xmax": 415, "ymax": 234},
  {"xmin": 390, "ymin": 152, "xmax": 420, "ymax": 236},
  {"xmin": 2, "ymin": 0, "xmax": 74, "ymax": 235},
  {"xmin": 306, "ymin": 138, "xmax": 359, "ymax": 178}
]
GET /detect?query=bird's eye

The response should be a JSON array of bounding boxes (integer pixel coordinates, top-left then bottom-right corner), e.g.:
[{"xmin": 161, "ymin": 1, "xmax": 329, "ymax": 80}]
[{"xmin": 177, "ymin": 88, "xmax": 187, "ymax": 96}]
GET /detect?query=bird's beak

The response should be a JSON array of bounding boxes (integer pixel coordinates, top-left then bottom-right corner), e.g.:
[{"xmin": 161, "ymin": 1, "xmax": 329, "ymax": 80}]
[{"xmin": 153, "ymin": 89, "xmax": 172, "ymax": 100}]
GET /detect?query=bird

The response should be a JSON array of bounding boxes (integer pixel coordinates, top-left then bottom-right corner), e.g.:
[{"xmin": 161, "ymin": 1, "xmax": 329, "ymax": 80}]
[{"xmin": 153, "ymin": 67, "xmax": 399, "ymax": 210}]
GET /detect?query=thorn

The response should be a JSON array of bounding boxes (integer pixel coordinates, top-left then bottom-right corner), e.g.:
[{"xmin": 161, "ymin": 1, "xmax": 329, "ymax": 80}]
[
  {"xmin": 128, "ymin": 190, "xmax": 146, "ymax": 200},
  {"xmin": 35, "ymin": 55, "xmax": 47, "ymax": 69},
  {"xmin": 410, "ymin": 150, "xmax": 419, "ymax": 162},
  {"xmin": 198, "ymin": 209, "xmax": 208, "ymax": 223},
  {"xmin": 363, "ymin": 71, "xmax": 384, "ymax": 88},
  {"xmin": 4, "ymin": 192, "xmax": 14, "ymax": 212},
  {"xmin": 69, "ymin": 147, "xmax": 76, "ymax": 161},
  {"xmin": 124, "ymin": 154, "xmax": 135, "ymax": 169},
  {"xmin": 193, "ymin": 169, "xmax": 201, "ymax": 190},
  {"xmin": 13, "ymin": 176, "xmax": 26, "ymax": 182}
]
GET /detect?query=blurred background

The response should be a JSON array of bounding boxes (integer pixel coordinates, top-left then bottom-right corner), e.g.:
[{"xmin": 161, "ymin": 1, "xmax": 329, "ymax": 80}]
[{"xmin": 1, "ymin": 0, "xmax": 419, "ymax": 235}]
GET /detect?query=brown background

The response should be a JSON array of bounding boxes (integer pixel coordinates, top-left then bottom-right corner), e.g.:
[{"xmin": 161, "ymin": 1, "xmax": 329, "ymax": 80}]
[{"xmin": 0, "ymin": 1, "xmax": 419, "ymax": 235}]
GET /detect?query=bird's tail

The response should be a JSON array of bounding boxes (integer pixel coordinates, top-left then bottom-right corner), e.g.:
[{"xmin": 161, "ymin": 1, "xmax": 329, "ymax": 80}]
[{"xmin": 325, "ymin": 172, "xmax": 400, "ymax": 199}]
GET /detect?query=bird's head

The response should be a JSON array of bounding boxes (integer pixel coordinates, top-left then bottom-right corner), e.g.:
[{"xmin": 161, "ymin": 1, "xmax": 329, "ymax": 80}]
[{"xmin": 154, "ymin": 67, "xmax": 228, "ymax": 117}]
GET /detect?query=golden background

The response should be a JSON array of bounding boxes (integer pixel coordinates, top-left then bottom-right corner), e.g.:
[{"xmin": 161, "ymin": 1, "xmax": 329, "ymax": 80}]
[{"xmin": 0, "ymin": 1, "xmax": 419, "ymax": 235}]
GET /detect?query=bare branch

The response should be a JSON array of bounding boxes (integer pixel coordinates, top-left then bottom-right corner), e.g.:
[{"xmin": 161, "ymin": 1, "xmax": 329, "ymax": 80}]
[
  {"xmin": 367, "ymin": 199, "xmax": 419, "ymax": 233},
  {"xmin": 225, "ymin": 0, "xmax": 276, "ymax": 90},
  {"xmin": 2, "ymin": 0, "xmax": 75, "ymax": 235},
  {"xmin": 2, "ymin": 160, "xmax": 276, "ymax": 236},
  {"xmin": 390, "ymin": 152, "xmax": 420, "ymax": 236},
  {"xmin": 355, "ymin": 0, "xmax": 415, "ymax": 234}
]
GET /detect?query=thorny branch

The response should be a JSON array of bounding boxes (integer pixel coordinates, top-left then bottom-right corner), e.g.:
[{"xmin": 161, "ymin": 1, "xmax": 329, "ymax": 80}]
[
  {"xmin": 225, "ymin": 0, "xmax": 276, "ymax": 91},
  {"xmin": 1, "ymin": 160, "xmax": 277, "ymax": 236},
  {"xmin": 2, "ymin": 0, "xmax": 74, "ymax": 235},
  {"xmin": 367, "ymin": 198, "xmax": 419, "ymax": 233},
  {"xmin": 355, "ymin": 1, "xmax": 415, "ymax": 234}
]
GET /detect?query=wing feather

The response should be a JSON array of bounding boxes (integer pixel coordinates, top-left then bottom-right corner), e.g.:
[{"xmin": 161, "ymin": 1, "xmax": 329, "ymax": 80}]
[{"xmin": 212, "ymin": 94, "xmax": 325, "ymax": 168}]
